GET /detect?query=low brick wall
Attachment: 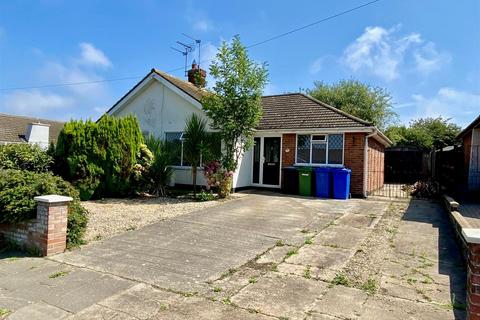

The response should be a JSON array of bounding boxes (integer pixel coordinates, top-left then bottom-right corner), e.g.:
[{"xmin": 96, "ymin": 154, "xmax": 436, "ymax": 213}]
[
  {"xmin": 0, "ymin": 195, "xmax": 72, "ymax": 256},
  {"xmin": 443, "ymin": 195, "xmax": 479, "ymax": 319}
]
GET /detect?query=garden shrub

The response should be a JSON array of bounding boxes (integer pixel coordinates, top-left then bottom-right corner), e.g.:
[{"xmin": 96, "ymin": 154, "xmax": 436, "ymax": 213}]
[
  {"xmin": 0, "ymin": 169, "xmax": 88, "ymax": 247},
  {"xmin": 0, "ymin": 143, "xmax": 52, "ymax": 172},
  {"xmin": 54, "ymin": 115, "xmax": 145, "ymax": 200}
]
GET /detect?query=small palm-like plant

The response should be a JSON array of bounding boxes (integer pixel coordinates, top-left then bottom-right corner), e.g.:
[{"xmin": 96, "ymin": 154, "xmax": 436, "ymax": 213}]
[
  {"xmin": 144, "ymin": 134, "xmax": 175, "ymax": 196},
  {"xmin": 183, "ymin": 114, "xmax": 208, "ymax": 199}
]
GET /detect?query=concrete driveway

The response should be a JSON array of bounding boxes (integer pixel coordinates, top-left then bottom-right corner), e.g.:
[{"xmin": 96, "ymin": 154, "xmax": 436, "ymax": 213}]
[{"xmin": 0, "ymin": 192, "xmax": 466, "ymax": 319}]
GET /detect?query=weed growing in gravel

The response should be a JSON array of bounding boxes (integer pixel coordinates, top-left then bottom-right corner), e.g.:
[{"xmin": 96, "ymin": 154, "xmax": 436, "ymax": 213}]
[
  {"xmin": 0, "ymin": 308, "xmax": 10, "ymax": 317},
  {"xmin": 276, "ymin": 240, "xmax": 285, "ymax": 247},
  {"xmin": 279, "ymin": 316, "xmax": 290, "ymax": 320},
  {"xmin": 303, "ymin": 265, "xmax": 312, "ymax": 279},
  {"xmin": 324, "ymin": 243, "xmax": 339, "ymax": 248},
  {"xmin": 248, "ymin": 277, "xmax": 257, "ymax": 284},
  {"xmin": 182, "ymin": 291, "xmax": 197, "ymax": 297},
  {"xmin": 285, "ymin": 248, "xmax": 298, "ymax": 258},
  {"xmin": 48, "ymin": 271, "xmax": 69, "ymax": 279},
  {"xmin": 221, "ymin": 268, "xmax": 237, "ymax": 278},
  {"xmin": 330, "ymin": 273, "xmax": 350, "ymax": 287},
  {"xmin": 213, "ymin": 287, "xmax": 222, "ymax": 293},
  {"xmin": 271, "ymin": 264, "xmax": 279, "ymax": 272},
  {"xmin": 300, "ymin": 229, "xmax": 309, "ymax": 234},
  {"xmin": 361, "ymin": 279, "xmax": 378, "ymax": 294},
  {"xmin": 222, "ymin": 298, "xmax": 231, "ymax": 305},
  {"xmin": 304, "ymin": 237, "xmax": 313, "ymax": 245}
]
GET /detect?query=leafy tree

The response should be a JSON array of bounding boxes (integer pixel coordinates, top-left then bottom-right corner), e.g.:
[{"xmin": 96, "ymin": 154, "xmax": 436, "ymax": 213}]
[
  {"xmin": 306, "ymin": 79, "xmax": 397, "ymax": 129},
  {"xmin": 202, "ymin": 35, "xmax": 268, "ymax": 172},
  {"xmin": 385, "ymin": 117, "xmax": 461, "ymax": 150},
  {"xmin": 144, "ymin": 135, "xmax": 175, "ymax": 197},
  {"xmin": 183, "ymin": 114, "xmax": 208, "ymax": 199}
]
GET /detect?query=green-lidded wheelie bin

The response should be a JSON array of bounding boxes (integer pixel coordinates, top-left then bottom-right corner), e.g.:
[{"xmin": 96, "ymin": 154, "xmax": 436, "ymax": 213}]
[{"xmin": 298, "ymin": 167, "xmax": 313, "ymax": 196}]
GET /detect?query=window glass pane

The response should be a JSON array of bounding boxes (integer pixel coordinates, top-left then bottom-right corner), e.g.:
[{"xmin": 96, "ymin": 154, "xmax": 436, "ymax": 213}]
[
  {"xmin": 296, "ymin": 135, "xmax": 311, "ymax": 163},
  {"xmin": 312, "ymin": 142, "xmax": 326, "ymax": 164},
  {"xmin": 328, "ymin": 134, "xmax": 343, "ymax": 164},
  {"xmin": 312, "ymin": 135, "xmax": 326, "ymax": 141},
  {"xmin": 165, "ymin": 132, "xmax": 182, "ymax": 166}
]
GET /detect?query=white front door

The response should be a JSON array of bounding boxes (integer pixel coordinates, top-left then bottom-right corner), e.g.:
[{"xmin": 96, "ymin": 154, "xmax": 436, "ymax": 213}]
[{"xmin": 252, "ymin": 136, "xmax": 282, "ymax": 188}]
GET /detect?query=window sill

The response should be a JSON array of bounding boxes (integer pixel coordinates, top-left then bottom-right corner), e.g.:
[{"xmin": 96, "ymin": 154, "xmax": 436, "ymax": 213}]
[
  {"xmin": 170, "ymin": 166, "xmax": 204, "ymax": 171},
  {"xmin": 294, "ymin": 163, "xmax": 344, "ymax": 167}
]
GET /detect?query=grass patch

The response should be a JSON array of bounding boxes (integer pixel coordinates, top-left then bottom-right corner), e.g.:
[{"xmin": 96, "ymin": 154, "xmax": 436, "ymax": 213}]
[
  {"xmin": 304, "ymin": 237, "xmax": 313, "ymax": 245},
  {"xmin": 48, "ymin": 271, "xmax": 69, "ymax": 279},
  {"xmin": 285, "ymin": 248, "xmax": 298, "ymax": 258},
  {"xmin": 361, "ymin": 278, "xmax": 378, "ymax": 295},
  {"xmin": 0, "ymin": 308, "xmax": 10, "ymax": 317},
  {"xmin": 330, "ymin": 273, "xmax": 350, "ymax": 287}
]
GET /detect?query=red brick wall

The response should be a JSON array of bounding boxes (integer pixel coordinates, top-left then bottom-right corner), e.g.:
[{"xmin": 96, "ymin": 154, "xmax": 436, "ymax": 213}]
[
  {"xmin": 282, "ymin": 133, "xmax": 296, "ymax": 168},
  {"xmin": 344, "ymin": 133, "xmax": 366, "ymax": 196},
  {"xmin": 367, "ymin": 138, "xmax": 385, "ymax": 193},
  {"xmin": 0, "ymin": 199, "xmax": 70, "ymax": 256},
  {"xmin": 467, "ymin": 243, "xmax": 480, "ymax": 320}
]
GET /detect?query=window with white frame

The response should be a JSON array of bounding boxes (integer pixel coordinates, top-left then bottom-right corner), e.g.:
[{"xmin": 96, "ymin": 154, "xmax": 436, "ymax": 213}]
[
  {"xmin": 296, "ymin": 134, "xmax": 344, "ymax": 165},
  {"xmin": 165, "ymin": 132, "xmax": 186, "ymax": 166}
]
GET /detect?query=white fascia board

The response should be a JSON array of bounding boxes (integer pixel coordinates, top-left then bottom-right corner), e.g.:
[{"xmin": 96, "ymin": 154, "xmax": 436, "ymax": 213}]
[
  {"xmin": 107, "ymin": 74, "xmax": 203, "ymax": 116},
  {"xmin": 151, "ymin": 74, "xmax": 203, "ymax": 111}
]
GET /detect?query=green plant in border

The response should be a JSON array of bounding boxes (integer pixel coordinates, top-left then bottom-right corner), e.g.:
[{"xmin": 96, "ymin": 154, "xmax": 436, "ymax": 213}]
[
  {"xmin": 183, "ymin": 114, "xmax": 208, "ymax": 199},
  {"xmin": 144, "ymin": 135, "xmax": 175, "ymax": 197}
]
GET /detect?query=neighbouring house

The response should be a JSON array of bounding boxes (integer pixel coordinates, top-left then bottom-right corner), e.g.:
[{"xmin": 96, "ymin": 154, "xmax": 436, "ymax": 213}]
[
  {"xmin": 0, "ymin": 113, "xmax": 64, "ymax": 148},
  {"xmin": 458, "ymin": 115, "xmax": 480, "ymax": 192},
  {"xmin": 106, "ymin": 64, "xmax": 391, "ymax": 197}
]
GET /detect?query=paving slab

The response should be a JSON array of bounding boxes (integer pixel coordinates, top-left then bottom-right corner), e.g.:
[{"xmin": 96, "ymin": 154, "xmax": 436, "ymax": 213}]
[
  {"xmin": 312, "ymin": 285, "xmax": 369, "ymax": 319},
  {"xmin": 231, "ymin": 273, "xmax": 328, "ymax": 320},
  {"xmin": 359, "ymin": 294, "xmax": 459, "ymax": 320},
  {"xmin": 286, "ymin": 244, "xmax": 354, "ymax": 271},
  {"xmin": 313, "ymin": 225, "xmax": 368, "ymax": 249},
  {"xmin": 8, "ymin": 301, "xmax": 71, "ymax": 320}
]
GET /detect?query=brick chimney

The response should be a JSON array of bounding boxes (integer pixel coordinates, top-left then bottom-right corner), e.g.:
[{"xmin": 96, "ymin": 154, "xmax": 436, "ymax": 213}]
[{"xmin": 187, "ymin": 60, "xmax": 206, "ymax": 87}]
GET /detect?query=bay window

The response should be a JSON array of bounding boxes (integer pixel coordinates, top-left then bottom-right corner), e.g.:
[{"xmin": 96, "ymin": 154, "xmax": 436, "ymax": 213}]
[{"xmin": 296, "ymin": 133, "xmax": 344, "ymax": 165}]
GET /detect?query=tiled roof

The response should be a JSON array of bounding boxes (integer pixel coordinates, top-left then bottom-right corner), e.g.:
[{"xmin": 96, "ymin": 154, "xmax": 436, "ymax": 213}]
[
  {"xmin": 457, "ymin": 114, "xmax": 480, "ymax": 139},
  {"xmin": 0, "ymin": 113, "xmax": 64, "ymax": 144},
  {"xmin": 107, "ymin": 69, "xmax": 372, "ymax": 131},
  {"xmin": 152, "ymin": 69, "xmax": 207, "ymax": 102},
  {"xmin": 258, "ymin": 93, "xmax": 372, "ymax": 130}
]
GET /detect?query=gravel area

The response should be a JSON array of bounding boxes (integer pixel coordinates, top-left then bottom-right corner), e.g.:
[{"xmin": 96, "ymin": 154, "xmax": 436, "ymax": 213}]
[{"xmin": 81, "ymin": 196, "xmax": 231, "ymax": 243}]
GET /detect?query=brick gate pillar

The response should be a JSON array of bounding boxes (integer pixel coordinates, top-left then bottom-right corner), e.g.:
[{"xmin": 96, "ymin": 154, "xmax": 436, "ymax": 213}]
[
  {"xmin": 463, "ymin": 229, "xmax": 480, "ymax": 320},
  {"xmin": 33, "ymin": 195, "xmax": 72, "ymax": 256}
]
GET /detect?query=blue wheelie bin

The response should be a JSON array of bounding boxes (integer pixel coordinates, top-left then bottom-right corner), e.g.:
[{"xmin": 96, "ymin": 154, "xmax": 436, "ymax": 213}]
[
  {"xmin": 332, "ymin": 168, "xmax": 351, "ymax": 200},
  {"xmin": 313, "ymin": 167, "xmax": 331, "ymax": 198}
]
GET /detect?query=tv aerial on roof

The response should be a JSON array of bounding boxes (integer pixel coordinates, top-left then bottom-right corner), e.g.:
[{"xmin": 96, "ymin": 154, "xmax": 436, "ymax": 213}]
[{"xmin": 171, "ymin": 34, "xmax": 202, "ymax": 77}]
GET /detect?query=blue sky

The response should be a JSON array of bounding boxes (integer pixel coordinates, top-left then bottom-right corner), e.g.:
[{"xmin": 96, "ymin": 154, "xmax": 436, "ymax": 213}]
[{"xmin": 0, "ymin": 0, "xmax": 479, "ymax": 128}]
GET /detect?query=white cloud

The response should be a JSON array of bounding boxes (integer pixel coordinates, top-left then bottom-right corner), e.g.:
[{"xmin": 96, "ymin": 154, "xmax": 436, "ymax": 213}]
[
  {"xmin": 1, "ymin": 42, "xmax": 112, "ymax": 119},
  {"xmin": 309, "ymin": 57, "xmax": 323, "ymax": 74},
  {"xmin": 193, "ymin": 19, "xmax": 213, "ymax": 32},
  {"xmin": 78, "ymin": 42, "xmax": 112, "ymax": 68},
  {"xmin": 342, "ymin": 25, "xmax": 449, "ymax": 81},
  {"xmin": 407, "ymin": 87, "xmax": 480, "ymax": 127},
  {"xmin": 413, "ymin": 42, "xmax": 451, "ymax": 75},
  {"xmin": 4, "ymin": 89, "xmax": 74, "ymax": 114}
]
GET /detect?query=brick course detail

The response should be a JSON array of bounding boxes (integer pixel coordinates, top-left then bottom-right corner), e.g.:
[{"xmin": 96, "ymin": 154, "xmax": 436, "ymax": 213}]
[
  {"xmin": 344, "ymin": 133, "xmax": 366, "ymax": 196},
  {"xmin": 0, "ymin": 195, "xmax": 72, "ymax": 256},
  {"xmin": 468, "ymin": 243, "xmax": 480, "ymax": 320}
]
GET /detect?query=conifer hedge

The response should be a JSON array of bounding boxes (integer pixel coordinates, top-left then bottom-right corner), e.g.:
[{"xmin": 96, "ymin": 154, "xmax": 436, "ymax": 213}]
[{"xmin": 54, "ymin": 114, "xmax": 145, "ymax": 200}]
